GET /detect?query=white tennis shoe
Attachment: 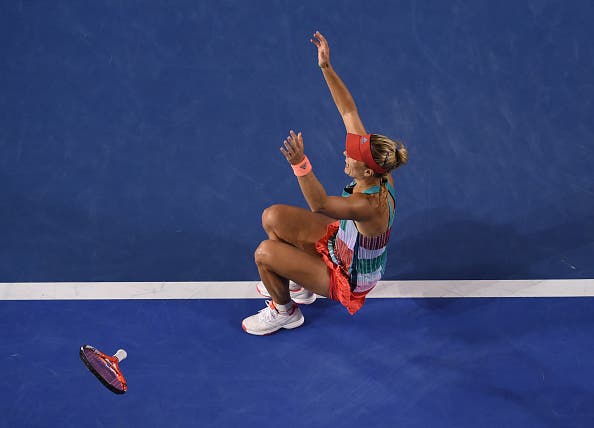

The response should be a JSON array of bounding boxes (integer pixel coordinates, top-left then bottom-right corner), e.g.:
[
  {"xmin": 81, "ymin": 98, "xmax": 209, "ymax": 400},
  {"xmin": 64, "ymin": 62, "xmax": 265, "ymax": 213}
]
[
  {"xmin": 242, "ymin": 300, "xmax": 304, "ymax": 335},
  {"xmin": 256, "ymin": 281, "xmax": 317, "ymax": 305}
]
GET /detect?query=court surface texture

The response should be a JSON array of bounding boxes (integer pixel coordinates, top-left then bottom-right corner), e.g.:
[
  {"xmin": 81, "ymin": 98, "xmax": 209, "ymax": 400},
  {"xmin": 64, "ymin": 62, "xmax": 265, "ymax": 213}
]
[{"xmin": 1, "ymin": 280, "xmax": 593, "ymax": 427}]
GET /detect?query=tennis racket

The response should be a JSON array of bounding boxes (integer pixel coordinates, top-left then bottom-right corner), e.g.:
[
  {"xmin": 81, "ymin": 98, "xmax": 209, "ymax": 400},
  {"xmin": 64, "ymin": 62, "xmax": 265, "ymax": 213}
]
[{"xmin": 79, "ymin": 345, "xmax": 128, "ymax": 394}]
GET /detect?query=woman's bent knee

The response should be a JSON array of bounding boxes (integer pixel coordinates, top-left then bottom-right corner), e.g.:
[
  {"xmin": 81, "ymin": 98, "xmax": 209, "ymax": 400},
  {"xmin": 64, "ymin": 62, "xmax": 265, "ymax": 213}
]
[
  {"xmin": 261, "ymin": 204, "xmax": 285, "ymax": 232},
  {"xmin": 254, "ymin": 240, "xmax": 274, "ymax": 267}
]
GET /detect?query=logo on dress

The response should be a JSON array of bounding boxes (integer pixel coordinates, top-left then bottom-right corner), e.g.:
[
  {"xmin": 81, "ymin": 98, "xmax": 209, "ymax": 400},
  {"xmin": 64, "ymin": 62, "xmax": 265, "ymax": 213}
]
[{"xmin": 361, "ymin": 137, "xmax": 368, "ymax": 144}]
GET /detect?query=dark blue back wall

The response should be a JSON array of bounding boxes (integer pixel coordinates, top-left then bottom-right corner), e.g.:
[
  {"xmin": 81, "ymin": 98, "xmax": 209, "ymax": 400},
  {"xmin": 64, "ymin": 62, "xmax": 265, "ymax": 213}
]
[{"xmin": 1, "ymin": 1, "xmax": 593, "ymax": 281}]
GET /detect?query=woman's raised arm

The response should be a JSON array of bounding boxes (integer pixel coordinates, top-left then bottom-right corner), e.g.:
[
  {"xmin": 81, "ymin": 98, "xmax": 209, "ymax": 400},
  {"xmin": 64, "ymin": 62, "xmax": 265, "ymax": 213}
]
[{"xmin": 311, "ymin": 31, "xmax": 367, "ymax": 135}]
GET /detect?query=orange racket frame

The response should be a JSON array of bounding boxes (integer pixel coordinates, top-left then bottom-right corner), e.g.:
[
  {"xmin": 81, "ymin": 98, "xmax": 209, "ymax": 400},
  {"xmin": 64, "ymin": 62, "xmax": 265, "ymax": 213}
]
[{"xmin": 79, "ymin": 345, "xmax": 128, "ymax": 394}]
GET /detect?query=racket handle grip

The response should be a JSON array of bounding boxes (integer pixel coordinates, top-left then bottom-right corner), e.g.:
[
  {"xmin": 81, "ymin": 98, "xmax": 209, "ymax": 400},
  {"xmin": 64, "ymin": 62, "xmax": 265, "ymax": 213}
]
[{"xmin": 114, "ymin": 349, "xmax": 127, "ymax": 362}]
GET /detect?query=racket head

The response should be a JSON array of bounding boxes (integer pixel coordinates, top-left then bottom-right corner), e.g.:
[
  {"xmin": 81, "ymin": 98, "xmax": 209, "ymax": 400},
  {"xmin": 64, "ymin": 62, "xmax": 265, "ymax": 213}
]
[{"xmin": 79, "ymin": 345, "xmax": 128, "ymax": 394}]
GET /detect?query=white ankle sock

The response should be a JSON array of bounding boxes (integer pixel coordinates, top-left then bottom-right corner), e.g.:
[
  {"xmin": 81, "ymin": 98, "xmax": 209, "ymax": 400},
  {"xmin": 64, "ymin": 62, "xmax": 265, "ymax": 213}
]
[{"xmin": 275, "ymin": 301, "xmax": 295, "ymax": 313}]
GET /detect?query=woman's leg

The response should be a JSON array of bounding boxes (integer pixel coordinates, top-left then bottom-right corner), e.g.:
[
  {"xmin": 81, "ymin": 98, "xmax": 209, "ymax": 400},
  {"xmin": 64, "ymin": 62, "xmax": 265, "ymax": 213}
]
[
  {"xmin": 261, "ymin": 204, "xmax": 335, "ymax": 256},
  {"xmin": 243, "ymin": 239, "xmax": 333, "ymax": 335},
  {"xmin": 254, "ymin": 239, "xmax": 331, "ymax": 305}
]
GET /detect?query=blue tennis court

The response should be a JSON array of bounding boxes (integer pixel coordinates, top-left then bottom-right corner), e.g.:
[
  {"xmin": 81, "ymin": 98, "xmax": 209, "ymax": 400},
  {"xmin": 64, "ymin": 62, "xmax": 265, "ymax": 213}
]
[
  {"xmin": 2, "ymin": 0, "xmax": 593, "ymax": 426},
  {"xmin": 2, "ymin": 296, "xmax": 594, "ymax": 427}
]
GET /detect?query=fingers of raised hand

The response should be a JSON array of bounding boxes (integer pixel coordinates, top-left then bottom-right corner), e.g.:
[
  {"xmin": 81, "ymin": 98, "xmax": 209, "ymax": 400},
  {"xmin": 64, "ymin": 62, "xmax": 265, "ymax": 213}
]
[
  {"xmin": 281, "ymin": 131, "xmax": 301, "ymax": 152},
  {"xmin": 315, "ymin": 31, "xmax": 328, "ymax": 45},
  {"xmin": 289, "ymin": 130, "xmax": 303, "ymax": 148},
  {"xmin": 311, "ymin": 32, "xmax": 326, "ymax": 47},
  {"xmin": 280, "ymin": 142, "xmax": 292, "ymax": 162},
  {"xmin": 281, "ymin": 131, "xmax": 295, "ymax": 152},
  {"xmin": 282, "ymin": 139, "xmax": 294, "ymax": 154}
]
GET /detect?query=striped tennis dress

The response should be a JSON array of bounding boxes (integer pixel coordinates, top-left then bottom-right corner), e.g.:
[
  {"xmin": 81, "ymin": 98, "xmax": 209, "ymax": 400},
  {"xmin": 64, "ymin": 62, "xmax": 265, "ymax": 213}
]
[{"xmin": 316, "ymin": 180, "xmax": 396, "ymax": 314}]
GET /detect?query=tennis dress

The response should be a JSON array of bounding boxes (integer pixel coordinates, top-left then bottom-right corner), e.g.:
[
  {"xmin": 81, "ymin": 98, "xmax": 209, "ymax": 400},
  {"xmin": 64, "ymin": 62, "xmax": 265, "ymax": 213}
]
[{"xmin": 315, "ymin": 180, "xmax": 396, "ymax": 314}]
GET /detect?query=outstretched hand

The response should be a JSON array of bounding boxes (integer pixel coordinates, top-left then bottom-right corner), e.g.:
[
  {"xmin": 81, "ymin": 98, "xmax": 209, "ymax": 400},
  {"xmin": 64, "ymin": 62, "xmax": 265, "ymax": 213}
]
[
  {"xmin": 280, "ymin": 130, "xmax": 305, "ymax": 165},
  {"xmin": 310, "ymin": 31, "xmax": 330, "ymax": 68}
]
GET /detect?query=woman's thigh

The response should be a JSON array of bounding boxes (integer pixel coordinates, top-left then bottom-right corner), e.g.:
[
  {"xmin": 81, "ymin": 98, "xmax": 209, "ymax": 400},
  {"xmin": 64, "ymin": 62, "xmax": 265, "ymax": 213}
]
[
  {"xmin": 262, "ymin": 204, "xmax": 335, "ymax": 254},
  {"xmin": 255, "ymin": 240, "xmax": 331, "ymax": 297}
]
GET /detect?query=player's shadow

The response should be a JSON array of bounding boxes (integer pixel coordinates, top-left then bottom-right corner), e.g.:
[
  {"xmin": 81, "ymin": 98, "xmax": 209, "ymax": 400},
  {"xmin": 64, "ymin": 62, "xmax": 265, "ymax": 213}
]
[
  {"xmin": 384, "ymin": 190, "xmax": 594, "ymax": 311},
  {"xmin": 391, "ymin": 190, "xmax": 594, "ymax": 279}
]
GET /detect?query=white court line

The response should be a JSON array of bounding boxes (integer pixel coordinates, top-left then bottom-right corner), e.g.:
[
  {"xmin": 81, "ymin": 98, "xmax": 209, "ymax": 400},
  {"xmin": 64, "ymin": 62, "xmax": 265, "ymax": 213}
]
[{"xmin": 0, "ymin": 279, "xmax": 593, "ymax": 300}]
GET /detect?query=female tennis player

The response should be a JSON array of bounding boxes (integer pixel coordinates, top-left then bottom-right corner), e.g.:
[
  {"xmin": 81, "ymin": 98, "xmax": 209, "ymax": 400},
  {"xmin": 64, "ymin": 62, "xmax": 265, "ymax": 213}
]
[{"xmin": 242, "ymin": 31, "xmax": 408, "ymax": 335}]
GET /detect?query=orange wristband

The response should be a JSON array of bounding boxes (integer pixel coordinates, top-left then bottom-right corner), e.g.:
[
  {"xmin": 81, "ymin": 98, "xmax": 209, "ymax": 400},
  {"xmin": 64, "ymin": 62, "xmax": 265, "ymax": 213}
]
[{"xmin": 292, "ymin": 155, "xmax": 312, "ymax": 177}]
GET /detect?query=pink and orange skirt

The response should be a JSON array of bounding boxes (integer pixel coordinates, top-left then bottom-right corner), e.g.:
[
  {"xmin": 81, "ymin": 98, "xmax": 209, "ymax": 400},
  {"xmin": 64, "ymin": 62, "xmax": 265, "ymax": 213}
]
[{"xmin": 315, "ymin": 221, "xmax": 371, "ymax": 315}]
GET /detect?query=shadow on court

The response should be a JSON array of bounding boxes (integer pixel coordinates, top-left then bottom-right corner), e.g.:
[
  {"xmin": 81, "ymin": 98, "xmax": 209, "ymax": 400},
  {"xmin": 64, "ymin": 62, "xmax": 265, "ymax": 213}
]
[{"xmin": 390, "ymin": 190, "xmax": 594, "ymax": 281}]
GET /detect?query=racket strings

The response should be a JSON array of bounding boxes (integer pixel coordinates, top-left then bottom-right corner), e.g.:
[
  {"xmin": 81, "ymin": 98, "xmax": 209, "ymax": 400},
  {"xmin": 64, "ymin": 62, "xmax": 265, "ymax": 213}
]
[{"xmin": 84, "ymin": 350, "xmax": 125, "ymax": 389}]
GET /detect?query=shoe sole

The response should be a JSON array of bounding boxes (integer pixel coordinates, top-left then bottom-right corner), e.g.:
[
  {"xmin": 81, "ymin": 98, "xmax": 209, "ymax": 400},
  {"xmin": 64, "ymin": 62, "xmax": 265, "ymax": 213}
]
[
  {"xmin": 255, "ymin": 284, "xmax": 317, "ymax": 305},
  {"xmin": 241, "ymin": 316, "xmax": 305, "ymax": 336}
]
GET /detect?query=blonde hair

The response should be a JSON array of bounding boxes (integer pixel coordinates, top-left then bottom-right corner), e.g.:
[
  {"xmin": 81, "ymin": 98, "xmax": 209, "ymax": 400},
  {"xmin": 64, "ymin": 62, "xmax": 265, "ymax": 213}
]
[
  {"xmin": 368, "ymin": 133, "xmax": 408, "ymax": 211},
  {"xmin": 369, "ymin": 133, "xmax": 408, "ymax": 174}
]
